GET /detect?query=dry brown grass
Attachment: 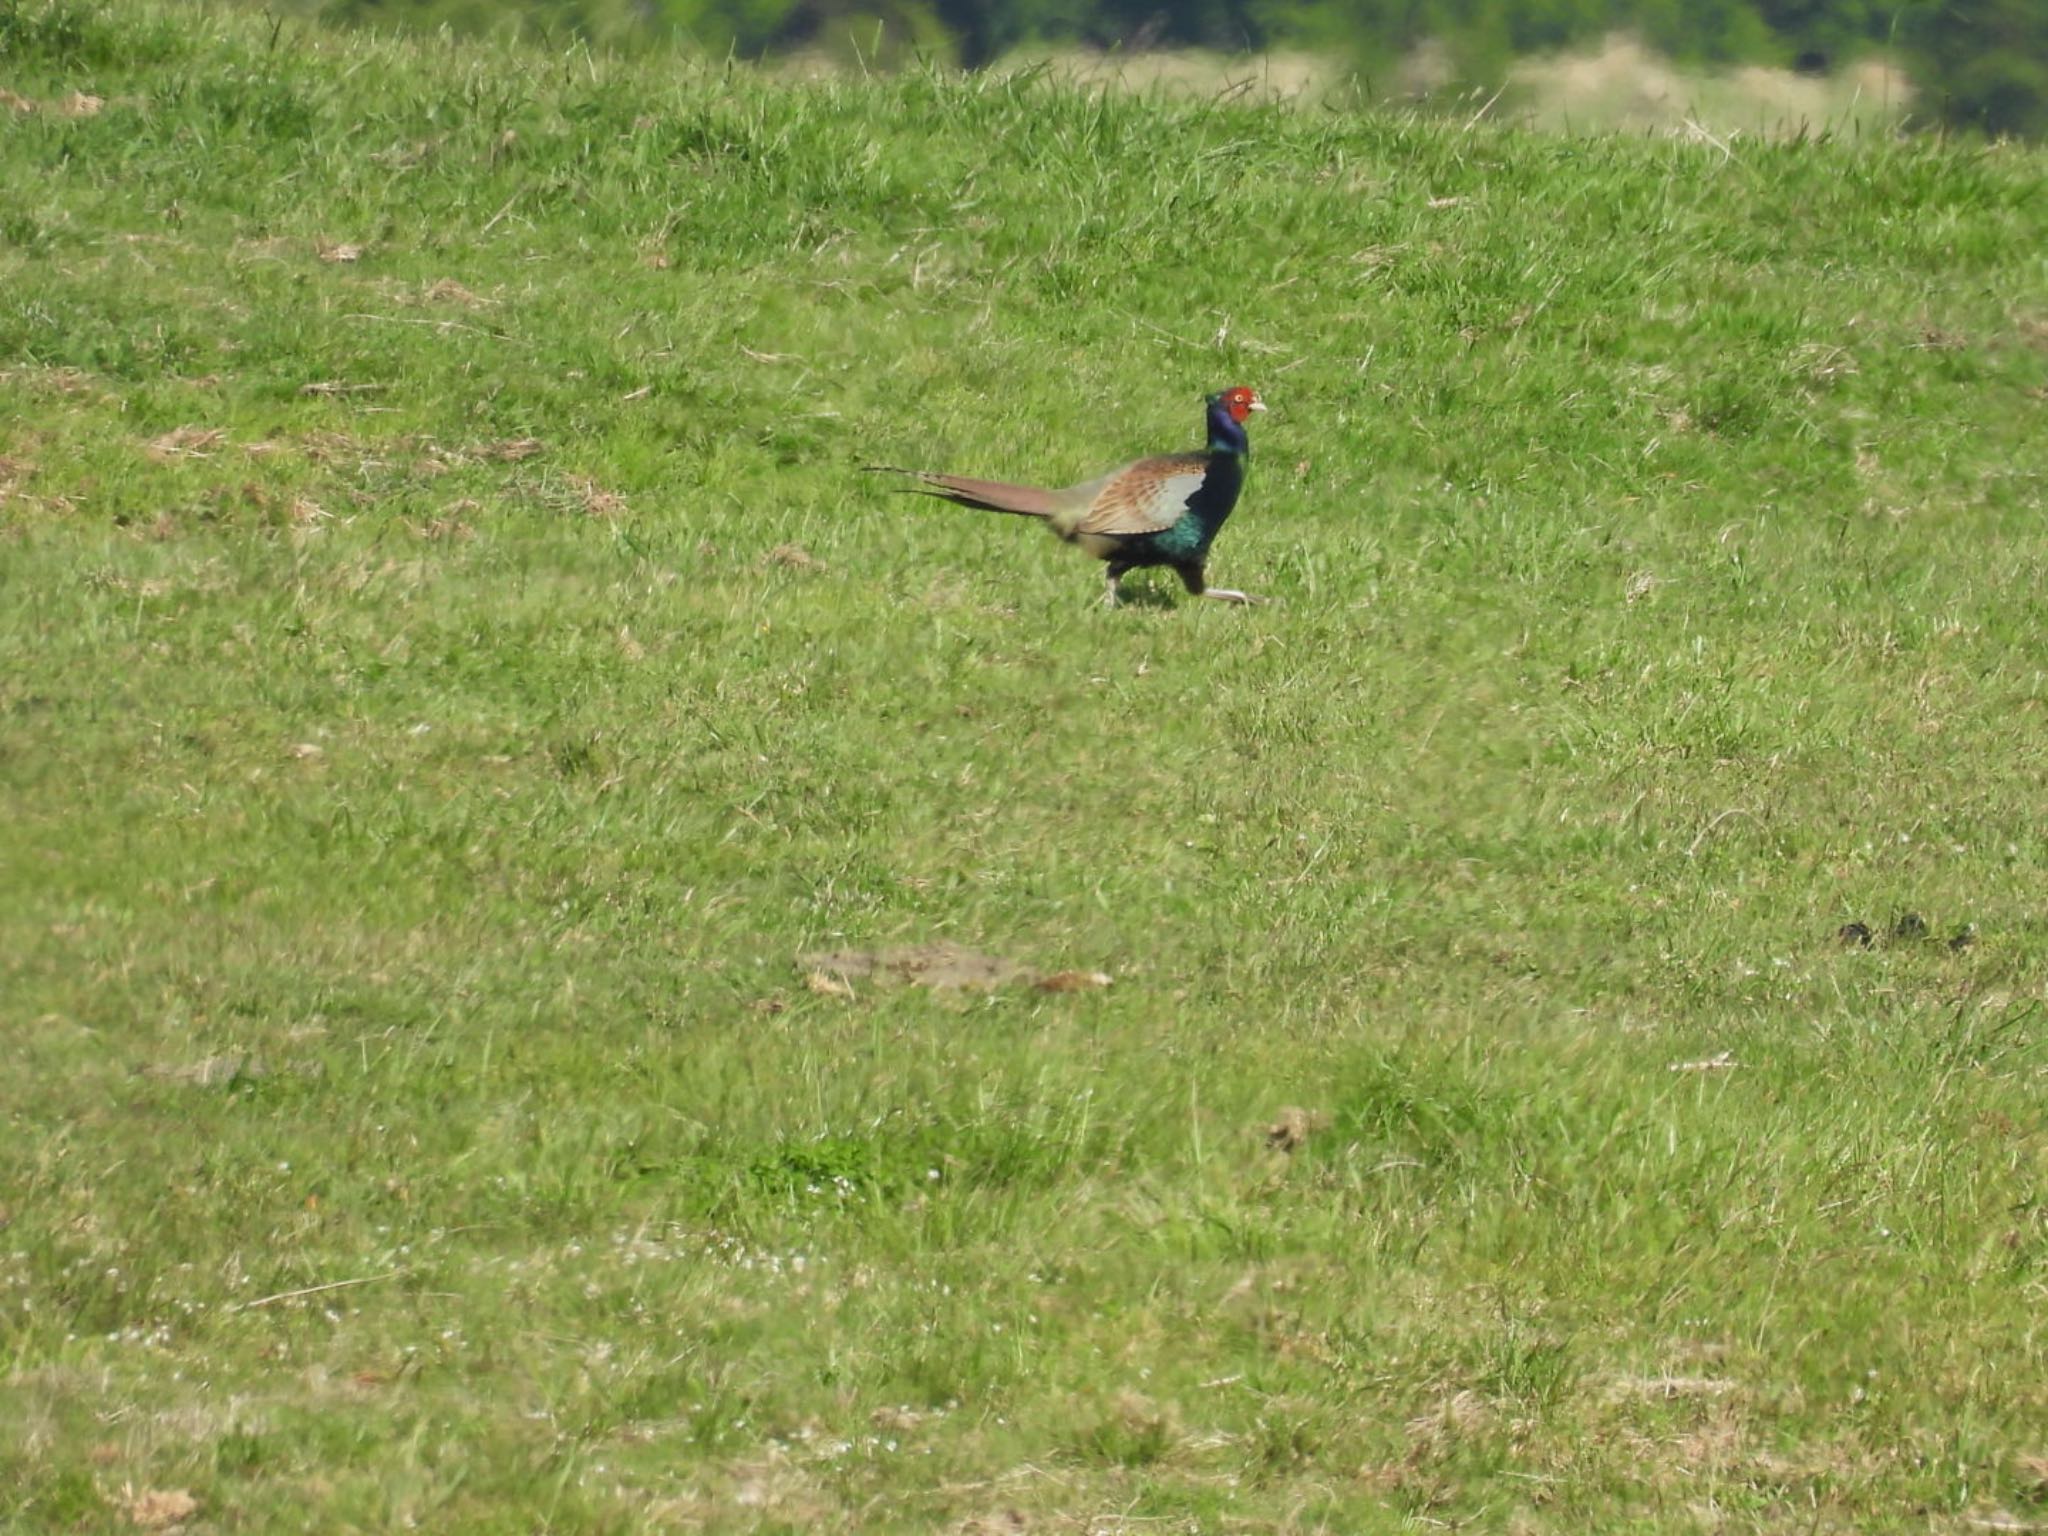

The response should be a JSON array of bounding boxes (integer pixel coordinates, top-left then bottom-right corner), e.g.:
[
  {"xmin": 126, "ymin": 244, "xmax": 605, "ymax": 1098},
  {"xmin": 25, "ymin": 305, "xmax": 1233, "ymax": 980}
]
[{"xmin": 1511, "ymin": 34, "xmax": 1910, "ymax": 135}]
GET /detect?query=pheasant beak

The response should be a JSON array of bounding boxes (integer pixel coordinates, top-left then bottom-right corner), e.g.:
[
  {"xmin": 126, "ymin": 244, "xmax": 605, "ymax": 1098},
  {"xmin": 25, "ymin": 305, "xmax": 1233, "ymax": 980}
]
[{"xmin": 1248, "ymin": 396, "xmax": 1268, "ymax": 413}]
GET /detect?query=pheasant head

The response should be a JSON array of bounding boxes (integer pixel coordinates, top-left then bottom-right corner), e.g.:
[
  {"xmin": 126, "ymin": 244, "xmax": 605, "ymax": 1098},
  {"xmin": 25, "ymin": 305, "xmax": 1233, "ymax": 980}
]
[{"xmin": 1206, "ymin": 386, "xmax": 1266, "ymax": 453}]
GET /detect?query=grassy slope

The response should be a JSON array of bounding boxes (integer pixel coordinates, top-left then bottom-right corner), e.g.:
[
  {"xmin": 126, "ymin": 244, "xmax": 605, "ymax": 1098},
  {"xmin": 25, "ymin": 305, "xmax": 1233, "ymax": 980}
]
[{"xmin": 2, "ymin": 2, "xmax": 2046, "ymax": 1529}]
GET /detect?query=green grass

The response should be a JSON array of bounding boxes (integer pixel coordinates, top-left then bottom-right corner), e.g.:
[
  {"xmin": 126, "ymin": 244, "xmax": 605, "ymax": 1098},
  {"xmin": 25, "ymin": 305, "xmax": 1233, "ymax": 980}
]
[{"xmin": 3, "ymin": 1, "xmax": 2047, "ymax": 1529}]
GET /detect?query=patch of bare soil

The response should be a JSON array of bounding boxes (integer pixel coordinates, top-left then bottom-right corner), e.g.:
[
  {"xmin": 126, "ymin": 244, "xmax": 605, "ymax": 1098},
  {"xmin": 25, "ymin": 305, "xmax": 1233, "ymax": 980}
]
[
  {"xmin": 120, "ymin": 1487, "xmax": 197, "ymax": 1530},
  {"xmin": 141, "ymin": 1053, "xmax": 268, "ymax": 1086},
  {"xmin": 4, "ymin": 90, "xmax": 111, "ymax": 115},
  {"xmin": 479, "ymin": 436, "xmax": 545, "ymax": 462},
  {"xmin": 801, "ymin": 943, "xmax": 1027, "ymax": 991},
  {"xmin": 418, "ymin": 278, "xmax": 491, "ymax": 308},
  {"xmin": 141, "ymin": 1054, "xmax": 322, "ymax": 1087},
  {"xmin": 797, "ymin": 944, "xmax": 1113, "ymax": 995},
  {"xmin": 1603, "ymin": 1373, "xmax": 1738, "ymax": 1401},
  {"xmin": 145, "ymin": 426, "xmax": 225, "ymax": 461}
]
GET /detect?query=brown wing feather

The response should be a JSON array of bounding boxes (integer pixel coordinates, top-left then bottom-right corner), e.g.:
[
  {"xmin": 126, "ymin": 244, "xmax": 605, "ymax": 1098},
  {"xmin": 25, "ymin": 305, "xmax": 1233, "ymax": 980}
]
[{"xmin": 1063, "ymin": 454, "xmax": 1209, "ymax": 538}]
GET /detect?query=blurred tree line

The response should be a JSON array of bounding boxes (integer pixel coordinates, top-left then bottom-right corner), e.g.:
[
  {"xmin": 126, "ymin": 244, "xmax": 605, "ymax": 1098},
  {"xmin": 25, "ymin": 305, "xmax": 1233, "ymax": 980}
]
[{"xmin": 325, "ymin": 0, "xmax": 2048, "ymax": 136}]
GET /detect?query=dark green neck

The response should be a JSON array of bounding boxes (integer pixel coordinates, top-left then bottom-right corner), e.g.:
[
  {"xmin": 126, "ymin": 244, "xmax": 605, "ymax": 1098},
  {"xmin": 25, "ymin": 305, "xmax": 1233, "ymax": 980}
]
[{"xmin": 1206, "ymin": 396, "xmax": 1252, "ymax": 456}]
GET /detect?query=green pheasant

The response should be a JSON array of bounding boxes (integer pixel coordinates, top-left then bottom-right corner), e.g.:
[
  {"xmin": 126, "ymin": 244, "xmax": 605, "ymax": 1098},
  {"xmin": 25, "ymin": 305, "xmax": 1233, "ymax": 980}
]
[{"xmin": 870, "ymin": 387, "xmax": 1267, "ymax": 606}]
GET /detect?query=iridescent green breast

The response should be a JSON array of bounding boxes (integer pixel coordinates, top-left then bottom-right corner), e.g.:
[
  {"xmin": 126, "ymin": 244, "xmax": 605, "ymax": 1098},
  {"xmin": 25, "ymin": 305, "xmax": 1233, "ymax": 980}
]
[{"xmin": 1136, "ymin": 453, "xmax": 1243, "ymax": 566}]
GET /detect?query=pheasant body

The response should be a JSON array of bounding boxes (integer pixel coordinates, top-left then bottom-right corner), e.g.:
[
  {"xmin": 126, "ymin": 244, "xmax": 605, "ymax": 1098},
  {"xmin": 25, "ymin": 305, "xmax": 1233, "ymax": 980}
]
[{"xmin": 871, "ymin": 388, "xmax": 1265, "ymax": 606}]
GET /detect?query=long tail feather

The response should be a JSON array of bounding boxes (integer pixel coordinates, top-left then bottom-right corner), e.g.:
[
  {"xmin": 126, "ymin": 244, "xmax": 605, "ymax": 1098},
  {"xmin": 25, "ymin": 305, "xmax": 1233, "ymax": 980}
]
[{"xmin": 863, "ymin": 465, "xmax": 1057, "ymax": 519}]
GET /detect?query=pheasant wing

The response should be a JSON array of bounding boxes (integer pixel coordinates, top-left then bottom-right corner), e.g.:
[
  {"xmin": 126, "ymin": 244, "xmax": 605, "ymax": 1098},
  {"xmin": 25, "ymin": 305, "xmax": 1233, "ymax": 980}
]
[{"xmin": 1065, "ymin": 454, "xmax": 1209, "ymax": 537}]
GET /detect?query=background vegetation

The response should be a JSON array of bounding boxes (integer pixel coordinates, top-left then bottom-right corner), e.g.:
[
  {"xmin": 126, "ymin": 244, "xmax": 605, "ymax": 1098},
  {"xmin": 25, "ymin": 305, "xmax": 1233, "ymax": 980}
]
[
  {"xmin": 297, "ymin": 0, "xmax": 2048, "ymax": 136},
  {"xmin": 2, "ymin": 0, "xmax": 2046, "ymax": 1528}
]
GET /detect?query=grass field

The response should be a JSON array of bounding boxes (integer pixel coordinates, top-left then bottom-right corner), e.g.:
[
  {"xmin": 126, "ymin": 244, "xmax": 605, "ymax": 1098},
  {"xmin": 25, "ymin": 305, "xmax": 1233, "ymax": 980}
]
[{"xmin": 3, "ymin": 1, "xmax": 2046, "ymax": 1529}]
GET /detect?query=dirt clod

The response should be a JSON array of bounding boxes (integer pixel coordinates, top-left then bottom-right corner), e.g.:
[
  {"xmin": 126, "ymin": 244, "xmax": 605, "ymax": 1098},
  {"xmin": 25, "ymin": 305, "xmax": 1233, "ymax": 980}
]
[
  {"xmin": 422, "ymin": 278, "xmax": 489, "ymax": 307},
  {"xmin": 1838, "ymin": 914, "xmax": 1975, "ymax": 952},
  {"xmin": 570, "ymin": 476, "xmax": 626, "ymax": 518},
  {"xmin": 762, "ymin": 542, "xmax": 827, "ymax": 572},
  {"xmin": 1265, "ymin": 1106, "xmax": 1329, "ymax": 1153},
  {"xmin": 1035, "ymin": 969, "xmax": 1113, "ymax": 993},
  {"xmin": 2013, "ymin": 1454, "xmax": 2048, "ymax": 1501},
  {"xmin": 951, "ymin": 1513, "xmax": 1028, "ymax": 1535}
]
